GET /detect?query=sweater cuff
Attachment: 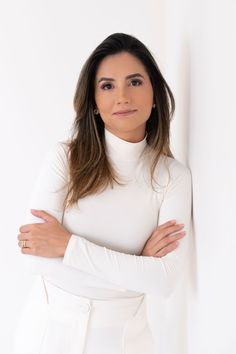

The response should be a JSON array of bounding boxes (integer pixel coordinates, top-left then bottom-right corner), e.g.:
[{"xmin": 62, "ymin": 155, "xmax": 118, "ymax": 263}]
[
  {"xmin": 63, "ymin": 234, "xmax": 97, "ymax": 273},
  {"xmin": 63, "ymin": 234, "xmax": 80, "ymax": 267}
]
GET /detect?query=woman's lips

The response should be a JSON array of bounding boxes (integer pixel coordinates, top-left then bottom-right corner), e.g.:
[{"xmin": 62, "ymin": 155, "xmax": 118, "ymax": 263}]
[{"xmin": 113, "ymin": 109, "xmax": 137, "ymax": 117}]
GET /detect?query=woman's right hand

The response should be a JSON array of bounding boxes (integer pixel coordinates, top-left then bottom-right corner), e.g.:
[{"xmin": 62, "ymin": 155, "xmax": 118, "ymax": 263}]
[{"xmin": 141, "ymin": 220, "xmax": 186, "ymax": 257}]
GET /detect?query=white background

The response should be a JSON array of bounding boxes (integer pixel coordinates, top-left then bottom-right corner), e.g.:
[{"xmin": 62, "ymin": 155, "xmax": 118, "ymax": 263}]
[{"xmin": 0, "ymin": 1, "xmax": 235, "ymax": 353}]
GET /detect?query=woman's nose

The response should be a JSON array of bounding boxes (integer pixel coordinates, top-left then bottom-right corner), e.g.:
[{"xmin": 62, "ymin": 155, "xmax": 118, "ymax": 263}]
[{"xmin": 116, "ymin": 87, "xmax": 130, "ymax": 105}]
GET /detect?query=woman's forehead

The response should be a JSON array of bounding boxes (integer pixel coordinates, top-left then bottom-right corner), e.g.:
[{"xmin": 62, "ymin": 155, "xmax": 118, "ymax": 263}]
[{"xmin": 95, "ymin": 52, "xmax": 148, "ymax": 79}]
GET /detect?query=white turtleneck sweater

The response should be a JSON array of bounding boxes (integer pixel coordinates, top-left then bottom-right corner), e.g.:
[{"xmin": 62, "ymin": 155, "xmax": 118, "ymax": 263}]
[{"xmin": 23, "ymin": 128, "xmax": 192, "ymax": 299}]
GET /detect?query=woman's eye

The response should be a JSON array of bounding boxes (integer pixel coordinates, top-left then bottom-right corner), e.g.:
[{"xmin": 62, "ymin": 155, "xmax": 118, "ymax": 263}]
[
  {"xmin": 130, "ymin": 79, "xmax": 142, "ymax": 86},
  {"xmin": 100, "ymin": 80, "xmax": 142, "ymax": 90},
  {"xmin": 101, "ymin": 83, "xmax": 113, "ymax": 90}
]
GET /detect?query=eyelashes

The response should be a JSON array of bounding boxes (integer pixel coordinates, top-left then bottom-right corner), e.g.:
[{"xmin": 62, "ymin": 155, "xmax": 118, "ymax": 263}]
[
  {"xmin": 101, "ymin": 83, "xmax": 113, "ymax": 90},
  {"xmin": 100, "ymin": 79, "xmax": 143, "ymax": 90}
]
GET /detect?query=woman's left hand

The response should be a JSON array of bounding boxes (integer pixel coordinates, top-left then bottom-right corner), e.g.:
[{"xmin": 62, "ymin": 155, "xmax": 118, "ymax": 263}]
[{"xmin": 17, "ymin": 210, "xmax": 72, "ymax": 258}]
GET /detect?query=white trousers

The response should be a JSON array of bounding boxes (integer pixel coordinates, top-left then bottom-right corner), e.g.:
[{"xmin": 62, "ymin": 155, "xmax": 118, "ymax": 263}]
[{"xmin": 12, "ymin": 276, "xmax": 156, "ymax": 354}]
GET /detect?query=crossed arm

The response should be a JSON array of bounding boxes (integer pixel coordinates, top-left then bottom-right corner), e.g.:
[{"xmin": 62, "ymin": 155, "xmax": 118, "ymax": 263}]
[{"xmin": 17, "ymin": 142, "xmax": 192, "ymax": 297}]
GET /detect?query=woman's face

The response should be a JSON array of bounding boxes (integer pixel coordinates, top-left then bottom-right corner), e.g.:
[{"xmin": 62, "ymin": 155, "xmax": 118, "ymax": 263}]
[{"xmin": 94, "ymin": 52, "xmax": 154, "ymax": 142}]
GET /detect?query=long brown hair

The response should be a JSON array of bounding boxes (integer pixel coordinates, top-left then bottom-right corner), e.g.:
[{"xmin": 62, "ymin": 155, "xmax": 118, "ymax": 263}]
[{"xmin": 63, "ymin": 33, "xmax": 175, "ymax": 209}]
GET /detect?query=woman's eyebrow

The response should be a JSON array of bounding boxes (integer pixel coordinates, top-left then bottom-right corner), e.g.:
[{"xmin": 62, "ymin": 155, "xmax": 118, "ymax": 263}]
[{"xmin": 97, "ymin": 73, "xmax": 145, "ymax": 84}]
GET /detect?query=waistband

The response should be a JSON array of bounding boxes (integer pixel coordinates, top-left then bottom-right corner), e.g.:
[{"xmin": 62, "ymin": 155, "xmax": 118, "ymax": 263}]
[{"xmin": 27, "ymin": 276, "xmax": 146, "ymax": 328}]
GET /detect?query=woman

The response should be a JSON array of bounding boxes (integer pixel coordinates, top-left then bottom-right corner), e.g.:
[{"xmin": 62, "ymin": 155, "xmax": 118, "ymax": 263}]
[{"xmin": 14, "ymin": 33, "xmax": 192, "ymax": 354}]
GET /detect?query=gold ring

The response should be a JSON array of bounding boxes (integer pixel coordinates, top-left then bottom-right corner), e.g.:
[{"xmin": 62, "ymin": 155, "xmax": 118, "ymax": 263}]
[{"xmin": 21, "ymin": 240, "xmax": 27, "ymax": 248}]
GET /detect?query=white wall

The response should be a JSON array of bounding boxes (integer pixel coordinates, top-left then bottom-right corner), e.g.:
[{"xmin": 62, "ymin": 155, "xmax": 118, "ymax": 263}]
[
  {"xmin": 163, "ymin": 1, "xmax": 236, "ymax": 353},
  {"xmin": 187, "ymin": 1, "xmax": 236, "ymax": 353}
]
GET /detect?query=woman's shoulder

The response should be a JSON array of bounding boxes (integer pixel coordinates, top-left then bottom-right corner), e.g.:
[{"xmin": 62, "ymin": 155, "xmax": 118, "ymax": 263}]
[
  {"xmin": 48, "ymin": 140, "xmax": 70, "ymax": 157},
  {"xmin": 160, "ymin": 155, "xmax": 191, "ymax": 177},
  {"xmin": 42, "ymin": 140, "xmax": 70, "ymax": 172},
  {"xmin": 52, "ymin": 139, "xmax": 70, "ymax": 152},
  {"xmin": 152, "ymin": 154, "xmax": 191, "ymax": 190}
]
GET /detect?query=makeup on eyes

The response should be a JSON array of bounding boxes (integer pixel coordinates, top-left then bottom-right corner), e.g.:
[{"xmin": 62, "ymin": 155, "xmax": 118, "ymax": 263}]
[{"xmin": 100, "ymin": 79, "xmax": 143, "ymax": 90}]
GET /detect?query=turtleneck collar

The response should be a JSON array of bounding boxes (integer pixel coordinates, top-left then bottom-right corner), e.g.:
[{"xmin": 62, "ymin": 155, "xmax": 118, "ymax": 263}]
[{"xmin": 104, "ymin": 128, "xmax": 147, "ymax": 162}]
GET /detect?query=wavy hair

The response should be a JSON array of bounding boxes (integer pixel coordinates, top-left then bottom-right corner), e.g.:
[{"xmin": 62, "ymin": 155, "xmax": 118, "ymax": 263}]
[{"xmin": 63, "ymin": 33, "xmax": 175, "ymax": 209}]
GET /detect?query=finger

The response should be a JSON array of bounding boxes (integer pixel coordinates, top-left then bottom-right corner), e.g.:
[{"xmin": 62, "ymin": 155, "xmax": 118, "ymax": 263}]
[
  {"xmin": 19, "ymin": 224, "xmax": 34, "ymax": 233},
  {"xmin": 154, "ymin": 231, "xmax": 186, "ymax": 251},
  {"xmin": 158, "ymin": 224, "xmax": 185, "ymax": 239},
  {"xmin": 17, "ymin": 233, "xmax": 30, "ymax": 241},
  {"xmin": 157, "ymin": 220, "xmax": 177, "ymax": 230},
  {"xmin": 19, "ymin": 220, "xmax": 49, "ymax": 233},
  {"xmin": 30, "ymin": 209, "xmax": 56, "ymax": 223},
  {"xmin": 150, "ymin": 223, "xmax": 185, "ymax": 242},
  {"xmin": 21, "ymin": 247, "xmax": 34, "ymax": 255},
  {"xmin": 155, "ymin": 241, "xmax": 179, "ymax": 257},
  {"xmin": 18, "ymin": 240, "xmax": 32, "ymax": 248}
]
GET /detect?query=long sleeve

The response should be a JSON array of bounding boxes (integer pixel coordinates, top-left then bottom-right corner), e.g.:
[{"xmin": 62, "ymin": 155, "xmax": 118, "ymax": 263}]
[
  {"xmin": 63, "ymin": 160, "xmax": 192, "ymax": 297},
  {"xmin": 22, "ymin": 142, "xmax": 69, "ymax": 275}
]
